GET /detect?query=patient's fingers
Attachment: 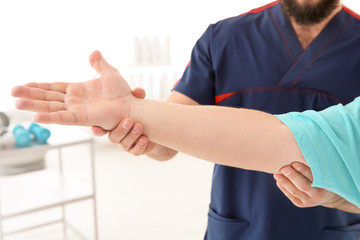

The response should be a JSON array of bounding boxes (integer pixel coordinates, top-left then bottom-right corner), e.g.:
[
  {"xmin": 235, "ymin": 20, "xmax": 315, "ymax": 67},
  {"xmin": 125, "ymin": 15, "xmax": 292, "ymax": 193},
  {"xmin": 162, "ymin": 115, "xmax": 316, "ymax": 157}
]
[
  {"xmin": 15, "ymin": 99, "xmax": 66, "ymax": 113},
  {"xmin": 34, "ymin": 111, "xmax": 84, "ymax": 125},
  {"xmin": 12, "ymin": 85, "xmax": 65, "ymax": 102},
  {"xmin": 25, "ymin": 82, "xmax": 68, "ymax": 94}
]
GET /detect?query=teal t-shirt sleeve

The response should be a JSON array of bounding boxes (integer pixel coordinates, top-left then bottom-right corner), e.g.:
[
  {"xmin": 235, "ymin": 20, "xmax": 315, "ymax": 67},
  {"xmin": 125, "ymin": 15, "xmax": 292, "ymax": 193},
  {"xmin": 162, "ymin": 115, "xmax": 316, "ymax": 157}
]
[{"xmin": 276, "ymin": 97, "xmax": 360, "ymax": 208}]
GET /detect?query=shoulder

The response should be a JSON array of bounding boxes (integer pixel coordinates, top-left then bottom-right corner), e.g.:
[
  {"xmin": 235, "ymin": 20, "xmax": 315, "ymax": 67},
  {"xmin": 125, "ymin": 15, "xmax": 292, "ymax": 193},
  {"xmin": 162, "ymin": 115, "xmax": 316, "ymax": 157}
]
[
  {"xmin": 342, "ymin": 5, "xmax": 360, "ymax": 23},
  {"xmin": 210, "ymin": 1, "xmax": 279, "ymax": 35}
]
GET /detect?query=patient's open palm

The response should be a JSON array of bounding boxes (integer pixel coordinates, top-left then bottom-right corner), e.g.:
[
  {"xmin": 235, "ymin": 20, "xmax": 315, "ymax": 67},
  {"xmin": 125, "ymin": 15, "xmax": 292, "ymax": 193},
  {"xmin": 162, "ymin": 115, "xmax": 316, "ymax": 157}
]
[{"xmin": 12, "ymin": 51, "xmax": 132, "ymax": 130}]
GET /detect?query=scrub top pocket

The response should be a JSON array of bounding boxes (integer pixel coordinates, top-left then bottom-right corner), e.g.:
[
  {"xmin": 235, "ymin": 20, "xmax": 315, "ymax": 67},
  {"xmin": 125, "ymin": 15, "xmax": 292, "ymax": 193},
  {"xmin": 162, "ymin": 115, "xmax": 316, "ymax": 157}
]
[
  {"xmin": 205, "ymin": 207, "xmax": 249, "ymax": 240},
  {"xmin": 322, "ymin": 222, "xmax": 360, "ymax": 240}
]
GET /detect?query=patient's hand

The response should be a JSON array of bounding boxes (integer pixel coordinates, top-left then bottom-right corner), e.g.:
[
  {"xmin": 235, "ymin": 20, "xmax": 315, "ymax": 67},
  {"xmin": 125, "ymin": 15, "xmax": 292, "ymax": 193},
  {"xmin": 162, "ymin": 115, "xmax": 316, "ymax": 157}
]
[{"xmin": 11, "ymin": 51, "xmax": 133, "ymax": 130}]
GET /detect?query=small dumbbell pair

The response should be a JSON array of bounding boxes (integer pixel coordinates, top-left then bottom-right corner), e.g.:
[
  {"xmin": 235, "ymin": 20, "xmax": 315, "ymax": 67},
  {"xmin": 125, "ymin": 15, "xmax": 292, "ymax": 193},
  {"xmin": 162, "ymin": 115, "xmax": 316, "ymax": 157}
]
[{"xmin": 13, "ymin": 123, "xmax": 51, "ymax": 148}]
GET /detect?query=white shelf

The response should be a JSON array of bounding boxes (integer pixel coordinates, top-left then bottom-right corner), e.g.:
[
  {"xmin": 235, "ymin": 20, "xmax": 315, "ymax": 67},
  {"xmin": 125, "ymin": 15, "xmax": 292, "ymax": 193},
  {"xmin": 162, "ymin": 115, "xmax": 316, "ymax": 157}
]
[
  {"xmin": 0, "ymin": 125, "xmax": 98, "ymax": 239},
  {"xmin": 0, "ymin": 170, "xmax": 93, "ymax": 219},
  {"xmin": 0, "ymin": 126, "xmax": 92, "ymax": 169},
  {"xmin": 0, "ymin": 125, "xmax": 92, "ymax": 157}
]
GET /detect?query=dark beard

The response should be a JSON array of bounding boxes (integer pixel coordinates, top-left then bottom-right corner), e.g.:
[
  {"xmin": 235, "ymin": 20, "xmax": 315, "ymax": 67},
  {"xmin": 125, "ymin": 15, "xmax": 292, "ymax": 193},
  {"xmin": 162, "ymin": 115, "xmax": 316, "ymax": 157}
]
[{"xmin": 280, "ymin": 0, "xmax": 339, "ymax": 26}]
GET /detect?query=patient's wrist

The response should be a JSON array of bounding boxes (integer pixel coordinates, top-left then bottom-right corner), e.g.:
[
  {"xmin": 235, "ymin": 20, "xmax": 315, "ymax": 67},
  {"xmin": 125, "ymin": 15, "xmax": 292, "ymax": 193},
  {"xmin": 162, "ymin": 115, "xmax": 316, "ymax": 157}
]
[{"xmin": 129, "ymin": 96, "xmax": 141, "ymax": 124}]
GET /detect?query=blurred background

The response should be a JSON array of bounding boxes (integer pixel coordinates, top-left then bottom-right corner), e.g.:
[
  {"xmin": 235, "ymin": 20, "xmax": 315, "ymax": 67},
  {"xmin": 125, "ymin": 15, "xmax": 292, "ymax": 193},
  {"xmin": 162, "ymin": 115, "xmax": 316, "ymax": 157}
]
[
  {"xmin": 0, "ymin": 0, "xmax": 359, "ymax": 107},
  {"xmin": 0, "ymin": 0, "xmax": 359, "ymax": 239}
]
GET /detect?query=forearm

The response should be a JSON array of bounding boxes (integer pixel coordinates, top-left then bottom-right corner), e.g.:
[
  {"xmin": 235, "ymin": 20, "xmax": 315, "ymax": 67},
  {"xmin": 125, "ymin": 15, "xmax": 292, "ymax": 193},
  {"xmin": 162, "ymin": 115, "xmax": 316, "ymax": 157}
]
[{"xmin": 130, "ymin": 98, "xmax": 306, "ymax": 173}]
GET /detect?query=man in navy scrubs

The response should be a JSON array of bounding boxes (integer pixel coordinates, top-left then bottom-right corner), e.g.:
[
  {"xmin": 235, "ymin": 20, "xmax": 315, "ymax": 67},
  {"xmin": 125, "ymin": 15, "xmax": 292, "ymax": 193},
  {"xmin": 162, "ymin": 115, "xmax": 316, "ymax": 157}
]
[{"xmin": 94, "ymin": 0, "xmax": 360, "ymax": 239}]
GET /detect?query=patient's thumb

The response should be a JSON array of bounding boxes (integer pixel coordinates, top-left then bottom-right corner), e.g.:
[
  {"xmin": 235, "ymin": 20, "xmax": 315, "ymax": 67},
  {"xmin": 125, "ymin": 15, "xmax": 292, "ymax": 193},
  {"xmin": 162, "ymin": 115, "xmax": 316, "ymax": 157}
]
[{"xmin": 89, "ymin": 50, "xmax": 118, "ymax": 75}]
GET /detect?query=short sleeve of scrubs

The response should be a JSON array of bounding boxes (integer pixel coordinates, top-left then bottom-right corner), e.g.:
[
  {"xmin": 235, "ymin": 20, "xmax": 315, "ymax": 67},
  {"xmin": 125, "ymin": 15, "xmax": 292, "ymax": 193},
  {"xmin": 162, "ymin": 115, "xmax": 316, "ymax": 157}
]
[
  {"xmin": 276, "ymin": 97, "xmax": 360, "ymax": 208},
  {"xmin": 173, "ymin": 25, "xmax": 216, "ymax": 105}
]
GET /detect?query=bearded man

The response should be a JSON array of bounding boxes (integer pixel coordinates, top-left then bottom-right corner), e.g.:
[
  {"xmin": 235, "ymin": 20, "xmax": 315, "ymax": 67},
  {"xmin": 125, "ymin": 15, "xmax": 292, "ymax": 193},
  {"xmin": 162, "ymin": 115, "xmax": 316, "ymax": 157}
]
[{"xmin": 93, "ymin": 0, "xmax": 360, "ymax": 239}]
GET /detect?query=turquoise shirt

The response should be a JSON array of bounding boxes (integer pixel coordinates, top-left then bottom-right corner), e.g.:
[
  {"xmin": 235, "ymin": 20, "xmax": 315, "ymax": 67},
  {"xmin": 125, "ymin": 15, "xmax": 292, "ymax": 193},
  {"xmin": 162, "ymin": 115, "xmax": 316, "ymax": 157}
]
[{"xmin": 276, "ymin": 97, "xmax": 360, "ymax": 208}]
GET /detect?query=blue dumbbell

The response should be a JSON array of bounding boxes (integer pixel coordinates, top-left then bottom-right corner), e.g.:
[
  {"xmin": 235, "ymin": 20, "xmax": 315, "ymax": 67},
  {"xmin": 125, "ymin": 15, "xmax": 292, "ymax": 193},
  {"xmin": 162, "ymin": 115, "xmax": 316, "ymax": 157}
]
[
  {"xmin": 13, "ymin": 125, "xmax": 32, "ymax": 148},
  {"xmin": 29, "ymin": 123, "xmax": 51, "ymax": 144}
]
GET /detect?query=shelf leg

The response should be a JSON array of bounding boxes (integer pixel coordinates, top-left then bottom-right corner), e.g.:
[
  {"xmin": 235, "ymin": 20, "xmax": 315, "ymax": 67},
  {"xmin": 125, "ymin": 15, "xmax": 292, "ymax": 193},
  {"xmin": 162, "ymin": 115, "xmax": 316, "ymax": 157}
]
[
  {"xmin": 58, "ymin": 147, "xmax": 67, "ymax": 239},
  {"xmin": 90, "ymin": 141, "xmax": 99, "ymax": 240},
  {"xmin": 62, "ymin": 204, "xmax": 67, "ymax": 240},
  {"xmin": 0, "ymin": 218, "xmax": 3, "ymax": 240},
  {"xmin": 58, "ymin": 147, "xmax": 63, "ymax": 174},
  {"xmin": 0, "ymin": 179, "xmax": 3, "ymax": 240}
]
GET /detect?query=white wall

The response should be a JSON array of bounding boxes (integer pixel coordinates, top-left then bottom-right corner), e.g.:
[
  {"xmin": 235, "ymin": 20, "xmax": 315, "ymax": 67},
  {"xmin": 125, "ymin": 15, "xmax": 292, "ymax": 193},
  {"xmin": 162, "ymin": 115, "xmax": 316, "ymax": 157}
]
[{"xmin": 0, "ymin": 0, "xmax": 359, "ymax": 110}]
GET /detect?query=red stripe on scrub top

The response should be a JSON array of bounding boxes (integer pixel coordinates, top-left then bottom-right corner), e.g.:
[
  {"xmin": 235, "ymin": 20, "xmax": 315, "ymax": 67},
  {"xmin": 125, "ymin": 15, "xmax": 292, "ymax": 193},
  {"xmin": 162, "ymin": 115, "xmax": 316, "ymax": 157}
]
[
  {"xmin": 225, "ymin": 1, "xmax": 279, "ymax": 20},
  {"xmin": 342, "ymin": 5, "xmax": 360, "ymax": 20},
  {"xmin": 173, "ymin": 61, "xmax": 191, "ymax": 88},
  {"xmin": 245, "ymin": 1, "xmax": 279, "ymax": 15},
  {"xmin": 215, "ymin": 92, "xmax": 237, "ymax": 104},
  {"xmin": 172, "ymin": 79, "xmax": 181, "ymax": 89}
]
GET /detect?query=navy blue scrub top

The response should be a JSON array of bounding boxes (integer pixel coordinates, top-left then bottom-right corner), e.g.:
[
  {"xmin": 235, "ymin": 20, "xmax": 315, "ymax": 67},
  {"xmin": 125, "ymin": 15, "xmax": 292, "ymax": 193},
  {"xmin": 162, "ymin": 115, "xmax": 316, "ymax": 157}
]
[{"xmin": 173, "ymin": 2, "xmax": 360, "ymax": 240}]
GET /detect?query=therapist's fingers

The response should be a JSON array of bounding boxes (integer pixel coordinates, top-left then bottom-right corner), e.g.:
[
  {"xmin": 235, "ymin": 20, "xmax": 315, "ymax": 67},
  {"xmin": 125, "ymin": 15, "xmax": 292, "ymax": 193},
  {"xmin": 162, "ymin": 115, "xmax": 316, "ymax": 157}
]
[
  {"xmin": 92, "ymin": 126, "xmax": 109, "ymax": 136},
  {"xmin": 132, "ymin": 87, "xmax": 146, "ymax": 99},
  {"xmin": 275, "ymin": 165, "xmax": 347, "ymax": 209},
  {"xmin": 279, "ymin": 165, "xmax": 318, "ymax": 197},
  {"xmin": 274, "ymin": 172, "xmax": 310, "ymax": 204},
  {"xmin": 275, "ymin": 181, "xmax": 304, "ymax": 207},
  {"xmin": 118, "ymin": 123, "xmax": 143, "ymax": 151},
  {"xmin": 91, "ymin": 87, "xmax": 146, "ymax": 138},
  {"xmin": 130, "ymin": 136, "xmax": 148, "ymax": 156},
  {"xmin": 108, "ymin": 119, "xmax": 134, "ymax": 144},
  {"xmin": 291, "ymin": 162, "xmax": 314, "ymax": 182},
  {"xmin": 130, "ymin": 137, "xmax": 156, "ymax": 156}
]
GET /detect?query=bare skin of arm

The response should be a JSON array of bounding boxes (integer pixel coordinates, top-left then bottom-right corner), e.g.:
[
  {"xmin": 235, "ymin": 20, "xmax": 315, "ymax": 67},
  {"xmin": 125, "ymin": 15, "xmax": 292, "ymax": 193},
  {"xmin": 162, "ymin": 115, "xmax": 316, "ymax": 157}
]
[
  {"xmin": 11, "ymin": 51, "xmax": 305, "ymax": 173},
  {"xmin": 144, "ymin": 92, "xmax": 198, "ymax": 161},
  {"xmin": 94, "ymin": 91, "xmax": 303, "ymax": 172},
  {"xmin": 91, "ymin": 91, "xmax": 197, "ymax": 161},
  {"xmin": 98, "ymin": 92, "xmax": 360, "ymax": 213},
  {"xmin": 11, "ymin": 51, "xmax": 360, "ymax": 212},
  {"xmin": 125, "ymin": 98, "xmax": 304, "ymax": 173}
]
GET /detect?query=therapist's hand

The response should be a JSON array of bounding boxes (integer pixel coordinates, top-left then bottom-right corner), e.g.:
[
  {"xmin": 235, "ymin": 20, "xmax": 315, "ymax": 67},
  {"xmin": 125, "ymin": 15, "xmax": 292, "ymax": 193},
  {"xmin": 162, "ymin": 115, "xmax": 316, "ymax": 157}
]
[
  {"xmin": 274, "ymin": 162, "xmax": 360, "ymax": 213},
  {"xmin": 92, "ymin": 87, "xmax": 156, "ymax": 156},
  {"xmin": 12, "ymin": 51, "xmax": 134, "ymax": 130}
]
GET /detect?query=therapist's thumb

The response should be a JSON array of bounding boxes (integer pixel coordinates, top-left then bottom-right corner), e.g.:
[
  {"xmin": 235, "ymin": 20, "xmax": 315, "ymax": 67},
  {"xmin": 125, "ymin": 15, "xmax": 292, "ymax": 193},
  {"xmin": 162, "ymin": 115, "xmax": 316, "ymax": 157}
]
[
  {"xmin": 89, "ymin": 50, "xmax": 118, "ymax": 75},
  {"xmin": 132, "ymin": 88, "xmax": 146, "ymax": 99},
  {"xmin": 91, "ymin": 126, "xmax": 109, "ymax": 136}
]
